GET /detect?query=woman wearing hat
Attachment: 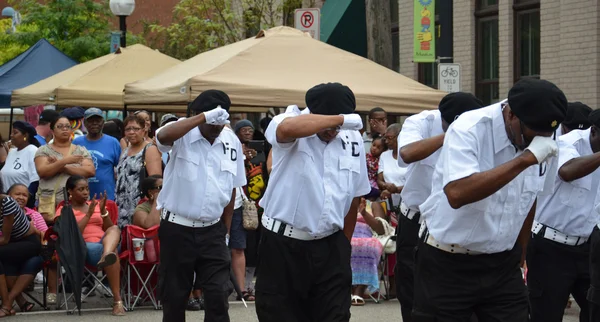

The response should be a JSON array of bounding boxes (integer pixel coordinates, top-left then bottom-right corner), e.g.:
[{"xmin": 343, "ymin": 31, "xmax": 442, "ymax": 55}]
[{"xmin": 1, "ymin": 121, "xmax": 40, "ymax": 208}]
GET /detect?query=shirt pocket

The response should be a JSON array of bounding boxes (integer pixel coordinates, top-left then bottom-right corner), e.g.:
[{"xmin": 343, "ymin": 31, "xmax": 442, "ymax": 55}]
[
  {"xmin": 339, "ymin": 156, "xmax": 360, "ymax": 196},
  {"xmin": 219, "ymin": 159, "xmax": 237, "ymax": 184},
  {"xmin": 519, "ymin": 175, "xmax": 540, "ymax": 216},
  {"xmin": 558, "ymin": 175, "xmax": 592, "ymax": 208},
  {"xmin": 175, "ymin": 151, "xmax": 199, "ymax": 181}
]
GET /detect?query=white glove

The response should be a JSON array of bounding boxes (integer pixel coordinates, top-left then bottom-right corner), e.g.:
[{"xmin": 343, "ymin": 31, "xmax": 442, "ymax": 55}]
[
  {"xmin": 285, "ymin": 105, "xmax": 300, "ymax": 114},
  {"xmin": 525, "ymin": 136, "xmax": 558, "ymax": 164},
  {"xmin": 340, "ymin": 114, "xmax": 363, "ymax": 131},
  {"xmin": 203, "ymin": 106, "xmax": 230, "ymax": 125},
  {"xmin": 301, "ymin": 107, "xmax": 311, "ymax": 115}
]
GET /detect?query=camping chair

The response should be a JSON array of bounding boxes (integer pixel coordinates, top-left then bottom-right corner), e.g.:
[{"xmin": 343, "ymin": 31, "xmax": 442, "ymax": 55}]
[
  {"xmin": 54, "ymin": 199, "xmax": 121, "ymax": 314},
  {"xmin": 368, "ymin": 201, "xmax": 396, "ymax": 304},
  {"xmin": 119, "ymin": 224, "xmax": 160, "ymax": 310}
]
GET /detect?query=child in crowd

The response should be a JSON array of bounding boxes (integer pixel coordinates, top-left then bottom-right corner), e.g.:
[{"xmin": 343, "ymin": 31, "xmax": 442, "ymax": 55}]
[{"xmin": 365, "ymin": 136, "xmax": 386, "ymax": 200}]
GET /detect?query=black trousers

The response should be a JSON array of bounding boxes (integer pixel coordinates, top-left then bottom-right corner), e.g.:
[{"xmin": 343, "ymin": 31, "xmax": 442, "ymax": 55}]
[
  {"xmin": 413, "ymin": 239, "xmax": 528, "ymax": 322},
  {"xmin": 394, "ymin": 212, "xmax": 421, "ymax": 322},
  {"xmin": 527, "ymin": 232, "xmax": 590, "ymax": 322},
  {"xmin": 158, "ymin": 220, "xmax": 232, "ymax": 322},
  {"xmin": 588, "ymin": 226, "xmax": 600, "ymax": 322},
  {"xmin": 0, "ymin": 234, "xmax": 41, "ymax": 275},
  {"xmin": 255, "ymin": 229, "xmax": 352, "ymax": 322}
]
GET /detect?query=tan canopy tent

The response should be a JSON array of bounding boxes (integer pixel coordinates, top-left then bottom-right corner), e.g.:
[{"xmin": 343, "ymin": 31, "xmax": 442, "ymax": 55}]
[
  {"xmin": 125, "ymin": 27, "xmax": 446, "ymax": 114},
  {"xmin": 12, "ymin": 44, "xmax": 180, "ymax": 109}
]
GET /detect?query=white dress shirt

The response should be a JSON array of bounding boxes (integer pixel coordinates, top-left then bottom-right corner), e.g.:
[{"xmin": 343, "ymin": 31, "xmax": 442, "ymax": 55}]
[
  {"xmin": 378, "ymin": 150, "xmax": 406, "ymax": 207},
  {"xmin": 536, "ymin": 128, "xmax": 600, "ymax": 237},
  {"xmin": 397, "ymin": 110, "xmax": 444, "ymax": 213},
  {"xmin": 420, "ymin": 103, "xmax": 550, "ymax": 254},
  {"xmin": 259, "ymin": 110, "xmax": 371, "ymax": 236},
  {"xmin": 156, "ymin": 120, "xmax": 246, "ymax": 221}
]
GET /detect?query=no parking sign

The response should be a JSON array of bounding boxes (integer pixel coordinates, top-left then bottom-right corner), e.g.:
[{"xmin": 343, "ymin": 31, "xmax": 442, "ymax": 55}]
[{"xmin": 294, "ymin": 8, "xmax": 320, "ymax": 40}]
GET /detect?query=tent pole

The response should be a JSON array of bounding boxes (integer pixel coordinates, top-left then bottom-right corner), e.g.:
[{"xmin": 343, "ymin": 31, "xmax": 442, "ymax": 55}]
[
  {"xmin": 123, "ymin": 104, "xmax": 128, "ymax": 119},
  {"xmin": 8, "ymin": 107, "xmax": 14, "ymax": 135},
  {"xmin": 186, "ymin": 102, "xmax": 191, "ymax": 117}
]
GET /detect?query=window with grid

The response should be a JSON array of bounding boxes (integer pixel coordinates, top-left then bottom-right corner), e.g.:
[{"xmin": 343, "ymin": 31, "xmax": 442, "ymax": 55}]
[
  {"xmin": 475, "ymin": 0, "xmax": 499, "ymax": 105},
  {"xmin": 514, "ymin": 0, "xmax": 540, "ymax": 81}
]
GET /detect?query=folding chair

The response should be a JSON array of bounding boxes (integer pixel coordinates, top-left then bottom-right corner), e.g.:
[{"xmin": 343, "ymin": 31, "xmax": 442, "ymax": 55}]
[
  {"xmin": 120, "ymin": 224, "xmax": 160, "ymax": 310},
  {"xmin": 54, "ymin": 200, "xmax": 121, "ymax": 314}
]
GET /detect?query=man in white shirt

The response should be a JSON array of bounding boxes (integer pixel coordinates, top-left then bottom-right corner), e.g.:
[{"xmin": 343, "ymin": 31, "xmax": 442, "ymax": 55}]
[
  {"xmin": 255, "ymin": 83, "xmax": 371, "ymax": 322},
  {"xmin": 528, "ymin": 106, "xmax": 598, "ymax": 322},
  {"xmin": 155, "ymin": 90, "xmax": 246, "ymax": 322},
  {"xmin": 413, "ymin": 79, "xmax": 567, "ymax": 322},
  {"xmin": 394, "ymin": 92, "xmax": 483, "ymax": 322}
]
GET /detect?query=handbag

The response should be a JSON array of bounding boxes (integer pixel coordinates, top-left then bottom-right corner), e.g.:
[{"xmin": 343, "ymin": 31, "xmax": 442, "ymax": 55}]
[
  {"xmin": 37, "ymin": 145, "xmax": 74, "ymax": 217},
  {"xmin": 138, "ymin": 144, "xmax": 152, "ymax": 194},
  {"xmin": 240, "ymin": 188, "xmax": 259, "ymax": 230},
  {"xmin": 375, "ymin": 217, "xmax": 396, "ymax": 254}
]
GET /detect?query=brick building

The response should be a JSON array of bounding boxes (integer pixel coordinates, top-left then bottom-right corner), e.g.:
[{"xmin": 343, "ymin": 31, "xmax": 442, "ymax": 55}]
[{"xmin": 397, "ymin": 0, "xmax": 600, "ymax": 107}]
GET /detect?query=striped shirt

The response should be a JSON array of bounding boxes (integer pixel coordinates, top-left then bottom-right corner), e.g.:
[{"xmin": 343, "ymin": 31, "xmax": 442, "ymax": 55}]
[{"xmin": 0, "ymin": 197, "xmax": 30, "ymax": 240}]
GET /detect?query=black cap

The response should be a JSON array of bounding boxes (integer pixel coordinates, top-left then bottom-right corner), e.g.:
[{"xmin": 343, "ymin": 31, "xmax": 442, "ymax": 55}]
[
  {"xmin": 190, "ymin": 90, "xmax": 231, "ymax": 113},
  {"xmin": 588, "ymin": 109, "xmax": 600, "ymax": 128},
  {"xmin": 438, "ymin": 92, "xmax": 484, "ymax": 125},
  {"xmin": 60, "ymin": 107, "xmax": 85, "ymax": 120},
  {"xmin": 507, "ymin": 79, "xmax": 568, "ymax": 132},
  {"xmin": 38, "ymin": 109, "xmax": 59, "ymax": 124},
  {"xmin": 306, "ymin": 83, "xmax": 356, "ymax": 115},
  {"xmin": 563, "ymin": 102, "xmax": 593, "ymax": 130}
]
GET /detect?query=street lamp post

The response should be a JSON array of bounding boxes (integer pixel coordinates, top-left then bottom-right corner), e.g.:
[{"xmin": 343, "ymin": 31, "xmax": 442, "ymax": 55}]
[{"xmin": 109, "ymin": 0, "xmax": 135, "ymax": 48}]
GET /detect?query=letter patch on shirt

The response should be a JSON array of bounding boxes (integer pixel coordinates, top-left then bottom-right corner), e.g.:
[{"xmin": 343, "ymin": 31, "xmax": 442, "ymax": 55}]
[
  {"xmin": 222, "ymin": 142, "xmax": 238, "ymax": 161},
  {"xmin": 341, "ymin": 136, "xmax": 360, "ymax": 157}
]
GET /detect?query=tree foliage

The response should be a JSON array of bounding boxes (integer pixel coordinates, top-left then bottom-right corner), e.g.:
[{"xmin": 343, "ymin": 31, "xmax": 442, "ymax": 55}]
[
  {"xmin": 0, "ymin": 0, "xmax": 143, "ymax": 64},
  {"xmin": 143, "ymin": 0, "xmax": 302, "ymax": 60}
]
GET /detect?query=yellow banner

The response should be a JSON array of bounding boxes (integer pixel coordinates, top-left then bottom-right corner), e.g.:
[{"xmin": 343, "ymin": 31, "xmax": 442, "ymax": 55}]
[{"xmin": 413, "ymin": 0, "xmax": 435, "ymax": 63}]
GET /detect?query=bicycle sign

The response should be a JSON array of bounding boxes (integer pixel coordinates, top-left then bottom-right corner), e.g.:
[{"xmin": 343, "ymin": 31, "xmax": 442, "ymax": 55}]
[{"xmin": 438, "ymin": 63, "xmax": 461, "ymax": 93}]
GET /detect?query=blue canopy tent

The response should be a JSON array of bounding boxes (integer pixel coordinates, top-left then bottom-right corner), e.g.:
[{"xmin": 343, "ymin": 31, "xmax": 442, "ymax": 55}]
[{"xmin": 0, "ymin": 39, "xmax": 76, "ymax": 127}]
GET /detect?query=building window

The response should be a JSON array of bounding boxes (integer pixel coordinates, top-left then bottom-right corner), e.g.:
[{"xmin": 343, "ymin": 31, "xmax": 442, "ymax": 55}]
[
  {"xmin": 475, "ymin": 2, "xmax": 499, "ymax": 105},
  {"xmin": 514, "ymin": 0, "xmax": 540, "ymax": 81},
  {"xmin": 391, "ymin": 0, "xmax": 399, "ymax": 72}
]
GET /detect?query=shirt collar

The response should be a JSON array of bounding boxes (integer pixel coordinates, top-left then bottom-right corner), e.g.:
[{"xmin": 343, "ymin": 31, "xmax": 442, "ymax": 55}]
[
  {"xmin": 491, "ymin": 99, "xmax": 512, "ymax": 154},
  {"xmin": 190, "ymin": 126, "xmax": 224, "ymax": 145}
]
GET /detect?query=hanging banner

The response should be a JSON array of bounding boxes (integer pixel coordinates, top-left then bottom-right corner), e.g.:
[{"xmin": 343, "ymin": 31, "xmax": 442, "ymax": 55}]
[{"xmin": 413, "ymin": 0, "xmax": 436, "ymax": 63}]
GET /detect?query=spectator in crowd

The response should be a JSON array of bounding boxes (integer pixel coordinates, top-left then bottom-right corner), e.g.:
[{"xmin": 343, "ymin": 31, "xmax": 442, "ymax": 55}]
[
  {"xmin": 35, "ymin": 109, "xmax": 60, "ymax": 146},
  {"xmin": 60, "ymin": 107, "xmax": 86, "ymax": 140},
  {"xmin": 365, "ymin": 136, "xmax": 386, "ymax": 199},
  {"xmin": 115, "ymin": 115, "xmax": 162, "ymax": 228},
  {"xmin": 73, "ymin": 108, "xmax": 121, "ymax": 200},
  {"xmin": 363, "ymin": 107, "xmax": 388, "ymax": 152},
  {"xmin": 34, "ymin": 116, "xmax": 95, "ymax": 224},
  {"xmin": 57, "ymin": 175, "xmax": 125, "ymax": 316},
  {"xmin": 0, "ymin": 134, "xmax": 8, "ymax": 171},
  {"xmin": 351, "ymin": 198, "xmax": 385, "ymax": 306},
  {"xmin": 104, "ymin": 118, "xmax": 124, "ymax": 143},
  {"xmin": 6, "ymin": 183, "xmax": 46, "ymax": 311},
  {"xmin": 121, "ymin": 111, "xmax": 152, "ymax": 150},
  {"xmin": 132, "ymin": 175, "xmax": 162, "ymax": 229},
  {"xmin": 2, "ymin": 121, "xmax": 40, "ymax": 208},
  {"xmin": 0, "ymin": 194, "xmax": 41, "ymax": 317}
]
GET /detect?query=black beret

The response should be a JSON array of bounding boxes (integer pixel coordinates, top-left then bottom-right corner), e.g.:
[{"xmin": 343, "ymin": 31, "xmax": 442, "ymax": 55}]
[
  {"xmin": 588, "ymin": 109, "xmax": 600, "ymax": 128},
  {"xmin": 438, "ymin": 92, "xmax": 484, "ymax": 124},
  {"xmin": 563, "ymin": 102, "xmax": 593, "ymax": 130},
  {"xmin": 508, "ymin": 79, "xmax": 568, "ymax": 132},
  {"xmin": 60, "ymin": 107, "xmax": 85, "ymax": 120},
  {"xmin": 305, "ymin": 83, "xmax": 356, "ymax": 115},
  {"xmin": 190, "ymin": 90, "xmax": 231, "ymax": 113},
  {"xmin": 12, "ymin": 121, "xmax": 37, "ymax": 138}
]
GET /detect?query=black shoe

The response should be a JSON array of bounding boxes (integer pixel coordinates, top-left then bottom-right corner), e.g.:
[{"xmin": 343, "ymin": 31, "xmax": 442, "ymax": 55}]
[{"xmin": 186, "ymin": 298, "xmax": 201, "ymax": 311}]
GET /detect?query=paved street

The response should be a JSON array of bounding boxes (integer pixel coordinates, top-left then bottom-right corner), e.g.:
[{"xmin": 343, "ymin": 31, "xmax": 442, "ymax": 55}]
[{"xmin": 16, "ymin": 297, "xmax": 583, "ymax": 321}]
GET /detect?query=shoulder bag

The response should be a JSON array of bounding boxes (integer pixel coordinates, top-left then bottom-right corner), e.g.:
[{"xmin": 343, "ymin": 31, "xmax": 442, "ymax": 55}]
[{"xmin": 240, "ymin": 188, "xmax": 259, "ymax": 230}]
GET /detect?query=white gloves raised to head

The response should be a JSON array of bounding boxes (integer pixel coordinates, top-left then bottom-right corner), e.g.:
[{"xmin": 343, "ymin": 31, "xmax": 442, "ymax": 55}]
[
  {"xmin": 525, "ymin": 136, "xmax": 558, "ymax": 164},
  {"xmin": 203, "ymin": 106, "xmax": 230, "ymax": 125},
  {"xmin": 340, "ymin": 114, "xmax": 363, "ymax": 131}
]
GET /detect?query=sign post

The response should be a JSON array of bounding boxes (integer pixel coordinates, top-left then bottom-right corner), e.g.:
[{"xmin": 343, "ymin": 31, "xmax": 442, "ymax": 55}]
[
  {"xmin": 438, "ymin": 63, "xmax": 461, "ymax": 92},
  {"xmin": 294, "ymin": 8, "xmax": 320, "ymax": 40},
  {"xmin": 110, "ymin": 31, "xmax": 121, "ymax": 53}
]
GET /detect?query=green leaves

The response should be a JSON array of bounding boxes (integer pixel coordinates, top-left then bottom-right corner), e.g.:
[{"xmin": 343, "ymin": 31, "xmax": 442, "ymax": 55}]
[{"xmin": 1, "ymin": 0, "xmax": 143, "ymax": 64}]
